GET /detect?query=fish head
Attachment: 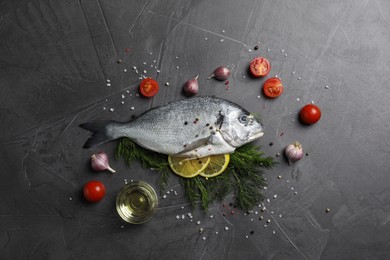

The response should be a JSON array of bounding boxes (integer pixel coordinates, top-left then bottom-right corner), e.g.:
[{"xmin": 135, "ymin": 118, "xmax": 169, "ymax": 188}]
[{"xmin": 220, "ymin": 109, "xmax": 264, "ymax": 148}]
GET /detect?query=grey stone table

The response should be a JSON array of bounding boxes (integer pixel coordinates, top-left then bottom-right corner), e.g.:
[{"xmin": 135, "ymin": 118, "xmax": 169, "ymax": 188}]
[{"xmin": 1, "ymin": 0, "xmax": 389, "ymax": 259}]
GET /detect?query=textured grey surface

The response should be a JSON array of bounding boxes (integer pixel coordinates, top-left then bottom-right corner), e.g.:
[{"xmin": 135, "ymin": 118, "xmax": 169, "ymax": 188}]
[{"xmin": 1, "ymin": 0, "xmax": 390, "ymax": 259}]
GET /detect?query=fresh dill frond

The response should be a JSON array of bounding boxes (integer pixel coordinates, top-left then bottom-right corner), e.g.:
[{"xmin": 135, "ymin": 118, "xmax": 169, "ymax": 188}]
[
  {"xmin": 116, "ymin": 138, "xmax": 277, "ymax": 211},
  {"xmin": 116, "ymin": 138, "xmax": 170, "ymax": 190}
]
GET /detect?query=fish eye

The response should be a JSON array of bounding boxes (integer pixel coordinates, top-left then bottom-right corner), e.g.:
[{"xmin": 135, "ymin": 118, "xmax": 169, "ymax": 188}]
[{"xmin": 239, "ymin": 115, "xmax": 248, "ymax": 124}]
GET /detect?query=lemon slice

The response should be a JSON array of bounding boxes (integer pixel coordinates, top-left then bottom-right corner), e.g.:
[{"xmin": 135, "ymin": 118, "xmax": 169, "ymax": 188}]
[
  {"xmin": 168, "ymin": 155, "xmax": 211, "ymax": 178},
  {"xmin": 200, "ymin": 154, "xmax": 230, "ymax": 178}
]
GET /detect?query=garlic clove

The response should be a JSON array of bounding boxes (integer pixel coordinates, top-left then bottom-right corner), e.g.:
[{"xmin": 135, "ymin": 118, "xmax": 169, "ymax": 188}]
[
  {"xmin": 183, "ymin": 75, "xmax": 199, "ymax": 97},
  {"xmin": 91, "ymin": 151, "xmax": 116, "ymax": 173},
  {"xmin": 208, "ymin": 66, "xmax": 231, "ymax": 81},
  {"xmin": 285, "ymin": 142, "xmax": 303, "ymax": 165}
]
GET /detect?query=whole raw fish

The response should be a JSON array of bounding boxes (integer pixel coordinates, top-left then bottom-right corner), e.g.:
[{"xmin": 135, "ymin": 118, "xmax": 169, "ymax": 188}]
[{"xmin": 80, "ymin": 96, "xmax": 264, "ymax": 158}]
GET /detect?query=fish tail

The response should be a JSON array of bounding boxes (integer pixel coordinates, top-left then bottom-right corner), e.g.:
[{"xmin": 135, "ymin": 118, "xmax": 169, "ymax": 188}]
[{"xmin": 79, "ymin": 121, "xmax": 118, "ymax": 148}]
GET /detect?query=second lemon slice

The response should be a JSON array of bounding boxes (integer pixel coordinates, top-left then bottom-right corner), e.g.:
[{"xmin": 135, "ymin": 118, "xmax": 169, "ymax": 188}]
[
  {"xmin": 168, "ymin": 156, "xmax": 211, "ymax": 178},
  {"xmin": 200, "ymin": 154, "xmax": 230, "ymax": 178}
]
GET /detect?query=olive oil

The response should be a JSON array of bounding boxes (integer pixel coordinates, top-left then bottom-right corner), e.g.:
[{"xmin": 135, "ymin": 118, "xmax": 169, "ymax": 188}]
[{"xmin": 116, "ymin": 181, "xmax": 158, "ymax": 224}]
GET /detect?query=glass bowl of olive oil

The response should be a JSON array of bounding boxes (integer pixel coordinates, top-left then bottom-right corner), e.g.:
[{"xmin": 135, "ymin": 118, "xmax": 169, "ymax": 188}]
[{"xmin": 116, "ymin": 181, "xmax": 158, "ymax": 224}]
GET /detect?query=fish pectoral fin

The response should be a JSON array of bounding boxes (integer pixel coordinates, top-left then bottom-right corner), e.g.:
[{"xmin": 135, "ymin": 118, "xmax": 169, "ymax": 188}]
[{"xmin": 176, "ymin": 132, "xmax": 235, "ymax": 158}]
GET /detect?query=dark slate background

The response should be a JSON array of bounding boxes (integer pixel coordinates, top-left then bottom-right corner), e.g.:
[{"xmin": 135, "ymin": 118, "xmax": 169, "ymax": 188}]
[{"xmin": 1, "ymin": 0, "xmax": 389, "ymax": 259}]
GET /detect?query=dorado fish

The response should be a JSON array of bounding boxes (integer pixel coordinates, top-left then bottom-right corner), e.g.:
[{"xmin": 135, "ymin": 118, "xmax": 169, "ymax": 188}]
[{"xmin": 80, "ymin": 96, "xmax": 264, "ymax": 158}]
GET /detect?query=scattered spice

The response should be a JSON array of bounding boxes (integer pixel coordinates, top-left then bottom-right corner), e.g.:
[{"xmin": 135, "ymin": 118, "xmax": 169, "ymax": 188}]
[{"xmin": 254, "ymin": 45, "xmax": 259, "ymax": 50}]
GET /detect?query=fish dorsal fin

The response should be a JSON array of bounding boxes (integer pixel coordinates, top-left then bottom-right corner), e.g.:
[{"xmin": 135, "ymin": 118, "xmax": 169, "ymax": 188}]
[{"xmin": 175, "ymin": 131, "xmax": 235, "ymax": 158}]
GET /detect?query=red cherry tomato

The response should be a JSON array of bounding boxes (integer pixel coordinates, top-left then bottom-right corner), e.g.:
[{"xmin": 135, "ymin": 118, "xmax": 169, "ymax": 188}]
[
  {"xmin": 263, "ymin": 77, "xmax": 284, "ymax": 98},
  {"xmin": 299, "ymin": 104, "xmax": 321, "ymax": 124},
  {"xmin": 250, "ymin": 57, "xmax": 271, "ymax": 77},
  {"xmin": 83, "ymin": 181, "xmax": 106, "ymax": 202},
  {"xmin": 140, "ymin": 78, "xmax": 159, "ymax": 97}
]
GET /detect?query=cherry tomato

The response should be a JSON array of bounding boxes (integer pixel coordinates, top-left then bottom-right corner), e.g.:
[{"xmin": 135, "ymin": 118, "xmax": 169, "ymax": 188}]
[
  {"xmin": 263, "ymin": 77, "xmax": 284, "ymax": 98},
  {"xmin": 299, "ymin": 104, "xmax": 321, "ymax": 124},
  {"xmin": 140, "ymin": 78, "xmax": 159, "ymax": 97},
  {"xmin": 83, "ymin": 181, "xmax": 106, "ymax": 202},
  {"xmin": 250, "ymin": 57, "xmax": 271, "ymax": 77}
]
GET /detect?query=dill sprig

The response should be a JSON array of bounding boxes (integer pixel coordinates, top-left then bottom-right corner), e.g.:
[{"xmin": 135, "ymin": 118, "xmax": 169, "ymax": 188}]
[
  {"xmin": 116, "ymin": 138, "xmax": 277, "ymax": 211},
  {"xmin": 116, "ymin": 138, "xmax": 170, "ymax": 190}
]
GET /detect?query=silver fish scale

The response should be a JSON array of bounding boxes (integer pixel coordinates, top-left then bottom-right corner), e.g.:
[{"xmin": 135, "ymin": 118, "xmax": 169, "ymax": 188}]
[{"xmin": 120, "ymin": 97, "xmax": 238, "ymax": 155}]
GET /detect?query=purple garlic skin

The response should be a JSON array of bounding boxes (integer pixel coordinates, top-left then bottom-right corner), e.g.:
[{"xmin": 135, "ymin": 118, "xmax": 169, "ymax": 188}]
[
  {"xmin": 91, "ymin": 151, "xmax": 116, "ymax": 173},
  {"xmin": 183, "ymin": 76, "xmax": 199, "ymax": 97},
  {"xmin": 209, "ymin": 66, "xmax": 231, "ymax": 81},
  {"xmin": 285, "ymin": 142, "xmax": 303, "ymax": 165}
]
